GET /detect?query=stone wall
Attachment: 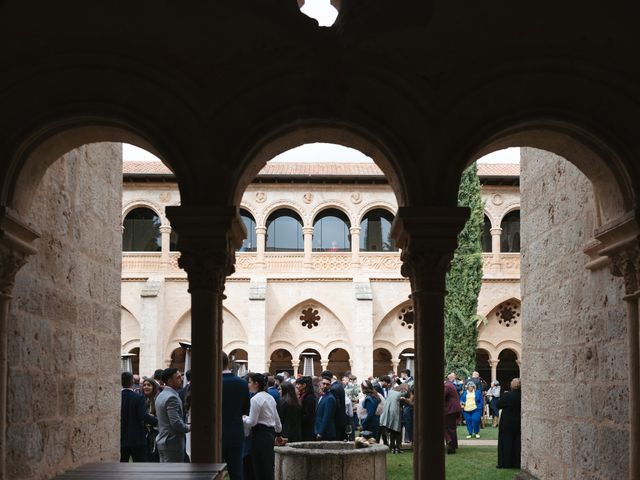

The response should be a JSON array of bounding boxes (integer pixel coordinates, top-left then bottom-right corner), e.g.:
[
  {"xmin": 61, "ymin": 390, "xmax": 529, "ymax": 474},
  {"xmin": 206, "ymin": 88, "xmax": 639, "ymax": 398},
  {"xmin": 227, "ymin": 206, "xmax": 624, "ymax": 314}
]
[
  {"xmin": 520, "ymin": 148, "xmax": 628, "ymax": 479},
  {"xmin": 8, "ymin": 144, "xmax": 122, "ymax": 479}
]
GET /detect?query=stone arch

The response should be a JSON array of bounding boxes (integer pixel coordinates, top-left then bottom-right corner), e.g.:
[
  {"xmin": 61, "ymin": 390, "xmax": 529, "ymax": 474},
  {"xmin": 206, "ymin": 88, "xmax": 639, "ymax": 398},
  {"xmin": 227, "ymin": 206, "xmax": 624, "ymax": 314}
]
[
  {"xmin": 233, "ymin": 125, "xmax": 409, "ymax": 210},
  {"xmin": 121, "ymin": 306, "xmax": 140, "ymax": 353},
  {"xmin": 479, "ymin": 296, "xmax": 522, "ymax": 318},
  {"xmin": 355, "ymin": 201, "xmax": 397, "ymax": 225},
  {"xmin": 483, "ymin": 209, "xmax": 498, "ymax": 229},
  {"xmin": 476, "ymin": 340, "xmax": 498, "ymax": 363},
  {"xmin": 166, "ymin": 306, "xmax": 248, "ymax": 361},
  {"xmin": 374, "ymin": 301, "xmax": 415, "ymax": 345},
  {"xmin": 122, "ymin": 200, "xmax": 167, "ymax": 226},
  {"xmin": 466, "ymin": 123, "xmax": 633, "ymax": 229},
  {"xmin": 270, "ymin": 298, "xmax": 350, "ymax": 358},
  {"xmin": 497, "ymin": 204, "xmax": 521, "ymax": 224},
  {"xmin": 310, "ymin": 201, "xmax": 354, "ymax": 227},
  {"xmin": 478, "ymin": 300, "xmax": 522, "ymax": 362},
  {"xmin": 260, "ymin": 201, "xmax": 306, "ymax": 229},
  {"xmin": 496, "ymin": 340, "xmax": 522, "ymax": 360}
]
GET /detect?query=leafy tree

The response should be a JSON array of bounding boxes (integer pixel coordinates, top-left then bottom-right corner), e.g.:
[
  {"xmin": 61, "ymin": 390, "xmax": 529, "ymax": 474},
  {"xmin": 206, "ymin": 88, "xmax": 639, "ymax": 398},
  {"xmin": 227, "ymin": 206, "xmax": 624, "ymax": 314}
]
[{"xmin": 444, "ymin": 162, "xmax": 484, "ymax": 380}]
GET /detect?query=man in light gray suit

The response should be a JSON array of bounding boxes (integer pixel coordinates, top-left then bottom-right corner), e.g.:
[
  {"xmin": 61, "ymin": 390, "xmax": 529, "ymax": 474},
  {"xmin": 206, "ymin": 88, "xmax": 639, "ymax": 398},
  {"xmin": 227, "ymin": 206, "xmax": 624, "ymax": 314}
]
[{"xmin": 155, "ymin": 367, "xmax": 190, "ymax": 462}]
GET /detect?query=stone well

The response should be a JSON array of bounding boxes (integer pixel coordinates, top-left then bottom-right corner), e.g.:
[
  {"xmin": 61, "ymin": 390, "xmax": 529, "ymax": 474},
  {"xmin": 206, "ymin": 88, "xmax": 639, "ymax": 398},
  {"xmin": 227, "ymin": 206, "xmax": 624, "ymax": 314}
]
[{"xmin": 274, "ymin": 441, "xmax": 388, "ymax": 480}]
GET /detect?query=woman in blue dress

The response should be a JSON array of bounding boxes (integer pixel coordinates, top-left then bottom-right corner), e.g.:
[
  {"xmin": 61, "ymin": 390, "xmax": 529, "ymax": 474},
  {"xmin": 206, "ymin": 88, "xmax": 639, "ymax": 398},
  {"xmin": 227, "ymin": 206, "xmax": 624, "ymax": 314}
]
[{"xmin": 360, "ymin": 380, "xmax": 381, "ymax": 439}]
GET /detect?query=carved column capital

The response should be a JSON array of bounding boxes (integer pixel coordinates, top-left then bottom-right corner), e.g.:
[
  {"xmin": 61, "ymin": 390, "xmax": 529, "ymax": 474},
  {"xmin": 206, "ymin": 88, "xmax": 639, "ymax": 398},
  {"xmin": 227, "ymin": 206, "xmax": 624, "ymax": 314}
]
[
  {"xmin": 159, "ymin": 225, "xmax": 172, "ymax": 235},
  {"xmin": 0, "ymin": 210, "xmax": 38, "ymax": 296},
  {"xmin": 302, "ymin": 226, "xmax": 314, "ymax": 235},
  {"xmin": 166, "ymin": 205, "xmax": 245, "ymax": 293},
  {"xmin": 391, "ymin": 206, "xmax": 470, "ymax": 293},
  {"xmin": 609, "ymin": 244, "xmax": 640, "ymax": 295},
  {"xmin": 489, "ymin": 359, "xmax": 500, "ymax": 368}
]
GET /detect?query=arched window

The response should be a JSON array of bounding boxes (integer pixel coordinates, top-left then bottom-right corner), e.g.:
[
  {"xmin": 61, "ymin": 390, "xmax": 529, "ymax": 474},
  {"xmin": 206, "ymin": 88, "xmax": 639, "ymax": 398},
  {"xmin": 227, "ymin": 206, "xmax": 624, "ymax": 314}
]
[
  {"xmin": 122, "ymin": 207, "xmax": 161, "ymax": 252},
  {"xmin": 500, "ymin": 210, "xmax": 520, "ymax": 252},
  {"xmin": 360, "ymin": 209, "xmax": 396, "ymax": 251},
  {"xmin": 313, "ymin": 208, "xmax": 350, "ymax": 252},
  {"xmin": 481, "ymin": 215, "xmax": 492, "ymax": 253},
  {"xmin": 239, "ymin": 209, "xmax": 257, "ymax": 252},
  {"xmin": 266, "ymin": 209, "xmax": 303, "ymax": 252}
]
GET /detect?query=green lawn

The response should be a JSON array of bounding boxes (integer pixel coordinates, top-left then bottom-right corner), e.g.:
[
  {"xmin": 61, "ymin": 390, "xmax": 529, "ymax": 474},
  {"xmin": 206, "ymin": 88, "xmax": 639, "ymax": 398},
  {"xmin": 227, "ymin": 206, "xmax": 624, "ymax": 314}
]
[
  {"xmin": 457, "ymin": 423, "xmax": 499, "ymax": 441},
  {"xmin": 386, "ymin": 447, "xmax": 519, "ymax": 480}
]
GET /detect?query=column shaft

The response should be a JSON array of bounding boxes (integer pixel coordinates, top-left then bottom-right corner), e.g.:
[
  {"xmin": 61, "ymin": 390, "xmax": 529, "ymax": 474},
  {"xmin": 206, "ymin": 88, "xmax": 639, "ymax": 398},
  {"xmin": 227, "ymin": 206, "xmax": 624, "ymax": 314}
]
[
  {"xmin": 256, "ymin": 227, "xmax": 266, "ymax": 269},
  {"xmin": 350, "ymin": 227, "xmax": 360, "ymax": 266},
  {"xmin": 160, "ymin": 225, "xmax": 171, "ymax": 270},
  {"xmin": 490, "ymin": 227, "xmax": 502, "ymax": 260},
  {"xmin": 166, "ymin": 205, "xmax": 245, "ymax": 465},
  {"xmin": 628, "ymin": 295, "xmax": 640, "ymax": 479},
  {"xmin": 303, "ymin": 227, "xmax": 313, "ymax": 269}
]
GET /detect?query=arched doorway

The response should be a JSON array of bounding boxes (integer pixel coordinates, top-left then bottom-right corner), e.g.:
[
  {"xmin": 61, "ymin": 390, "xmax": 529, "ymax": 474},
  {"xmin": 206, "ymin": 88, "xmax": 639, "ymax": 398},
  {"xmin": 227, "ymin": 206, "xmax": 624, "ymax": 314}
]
[
  {"xmin": 229, "ymin": 349, "xmax": 248, "ymax": 377},
  {"xmin": 269, "ymin": 349, "xmax": 293, "ymax": 375},
  {"xmin": 398, "ymin": 348, "xmax": 415, "ymax": 377},
  {"xmin": 373, "ymin": 348, "xmax": 392, "ymax": 378},
  {"xmin": 497, "ymin": 348, "xmax": 520, "ymax": 389},
  {"xmin": 128, "ymin": 347, "xmax": 140, "ymax": 376},
  {"xmin": 475, "ymin": 349, "xmax": 491, "ymax": 384},
  {"xmin": 169, "ymin": 346, "xmax": 187, "ymax": 373},
  {"xmin": 327, "ymin": 348, "xmax": 350, "ymax": 377},
  {"xmin": 298, "ymin": 349, "xmax": 322, "ymax": 377}
]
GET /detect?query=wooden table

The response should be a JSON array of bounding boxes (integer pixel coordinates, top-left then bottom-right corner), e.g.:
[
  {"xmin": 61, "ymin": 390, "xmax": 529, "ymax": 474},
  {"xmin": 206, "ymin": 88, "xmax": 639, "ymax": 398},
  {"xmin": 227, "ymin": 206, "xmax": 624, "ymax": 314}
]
[{"xmin": 52, "ymin": 463, "xmax": 227, "ymax": 479}]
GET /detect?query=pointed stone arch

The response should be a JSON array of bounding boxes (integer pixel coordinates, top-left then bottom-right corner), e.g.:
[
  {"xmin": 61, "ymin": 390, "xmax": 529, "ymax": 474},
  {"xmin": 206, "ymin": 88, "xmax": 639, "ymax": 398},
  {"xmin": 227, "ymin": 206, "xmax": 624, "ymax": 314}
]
[
  {"xmin": 269, "ymin": 298, "xmax": 350, "ymax": 359},
  {"xmin": 373, "ymin": 301, "xmax": 414, "ymax": 353},
  {"xmin": 165, "ymin": 307, "xmax": 248, "ymax": 362}
]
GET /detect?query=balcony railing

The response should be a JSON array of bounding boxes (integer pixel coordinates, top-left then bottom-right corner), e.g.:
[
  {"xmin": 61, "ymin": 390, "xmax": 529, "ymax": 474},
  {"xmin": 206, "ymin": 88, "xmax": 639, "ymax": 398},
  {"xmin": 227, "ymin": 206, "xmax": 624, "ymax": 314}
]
[
  {"xmin": 122, "ymin": 252, "xmax": 519, "ymax": 279},
  {"xmin": 481, "ymin": 253, "xmax": 520, "ymax": 279}
]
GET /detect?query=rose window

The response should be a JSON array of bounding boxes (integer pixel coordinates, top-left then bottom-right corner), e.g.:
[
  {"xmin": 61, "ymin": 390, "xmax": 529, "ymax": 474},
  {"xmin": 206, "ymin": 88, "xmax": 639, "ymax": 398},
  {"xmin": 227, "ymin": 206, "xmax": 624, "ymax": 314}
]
[
  {"xmin": 398, "ymin": 305, "xmax": 414, "ymax": 329},
  {"xmin": 300, "ymin": 307, "xmax": 320, "ymax": 329},
  {"xmin": 496, "ymin": 301, "xmax": 520, "ymax": 327}
]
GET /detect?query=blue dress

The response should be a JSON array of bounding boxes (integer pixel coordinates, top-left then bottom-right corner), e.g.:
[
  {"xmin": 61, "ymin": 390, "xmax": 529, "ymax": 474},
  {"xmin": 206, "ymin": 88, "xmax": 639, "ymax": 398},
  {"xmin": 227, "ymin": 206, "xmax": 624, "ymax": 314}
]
[{"xmin": 361, "ymin": 394, "xmax": 380, "ymax": 439}]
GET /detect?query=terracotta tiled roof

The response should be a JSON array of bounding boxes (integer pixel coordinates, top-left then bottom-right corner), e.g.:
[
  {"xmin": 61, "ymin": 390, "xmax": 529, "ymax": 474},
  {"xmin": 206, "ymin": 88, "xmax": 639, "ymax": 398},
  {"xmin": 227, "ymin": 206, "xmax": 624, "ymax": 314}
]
[
  {"xmin": 123, "ymin": 161, "xmax": 520, "ymax": 178},
  {"xmin": 123, "ymin": 161, "xmax": 173, "ymax": 175},
  {"xmin": 257, "ymin": 162, "xmax": 384, "ymax": 176},
  {"xmin": 477, "ymin": 164, "xmax": 520, "ymax": 177}
]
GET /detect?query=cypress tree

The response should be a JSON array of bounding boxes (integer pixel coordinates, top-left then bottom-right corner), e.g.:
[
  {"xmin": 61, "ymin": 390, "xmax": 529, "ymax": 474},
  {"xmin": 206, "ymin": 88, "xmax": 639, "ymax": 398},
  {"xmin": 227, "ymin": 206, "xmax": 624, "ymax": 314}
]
[{"xmin": 444, "ymin": 162, "xmax": 484, "ymax": 379}]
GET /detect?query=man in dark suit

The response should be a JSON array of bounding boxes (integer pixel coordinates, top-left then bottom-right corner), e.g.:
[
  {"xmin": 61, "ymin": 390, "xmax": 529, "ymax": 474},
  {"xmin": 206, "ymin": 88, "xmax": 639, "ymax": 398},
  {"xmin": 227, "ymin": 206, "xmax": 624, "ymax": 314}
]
[
  {"xmin": 121, "ymin": 371, "xmax": 156, "ymax": 462},
  {"xmin": 375, "ymin": 375, "xmax": 391, "ymax": 399},
  {"xmin": 321, "ymin": 370, "xmax": 347, "ymax": 440},
  {"xmin": 315, "ymin": 377, "xmax": 337, "ymax": 440},
  {"xmin": 222, "ymin": 352, "xmax": 250, "ymax": 480}
]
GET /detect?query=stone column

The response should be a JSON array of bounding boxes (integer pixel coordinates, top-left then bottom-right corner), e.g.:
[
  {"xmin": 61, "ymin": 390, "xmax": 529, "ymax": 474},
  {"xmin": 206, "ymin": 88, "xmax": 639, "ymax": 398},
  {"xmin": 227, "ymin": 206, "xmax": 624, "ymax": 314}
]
[
  {"xmin": 0, "ymin": 210, "xmax": 38, "ymax": 480},
  {"xmin": 160, "ymin": 225, "xmax": 172, "ymax": 271},
  {"xmin": 255, "ymin": 226, "xmax": 266, "ymax": 269},
  {"xmin": 321, "ymin": 361, "xmax": 328, "ymax": 372},
  {"xmin": 303, "ymin": 227, "xmax": 314, "ymax": 269},
  {"xmin": 595, "ymin": 214, "xmax": 640, "ymax": 480},
  {"xmin": 166, "ymin": 205, "xmax": 245, "ymax": 463},
  {"xmin": 603, "ymin": 242, "xmax": 640, "ymax": 480},
  {"xmin": 350, "ymin": 227, "xmax": 361, "ymax": 266},
  {"xmin": 490, "ymin": 227, "xmax": 502, "ymax": 255},
  {"xmin": 248, "ymin": 279, "xmax": 267, "ymax": 372},
  {"xmin": 139, "ymin": 280, "xmax": 163, "ymax": 376},
  {"xmin": 291, "ymin": 359, "xmax": 300, "ymax": 375},
  {"xmin": 392, "ymin": 206, "xmax": 469, "ymax": 480},
  {"xmin": 352, "ymin": 279, "xmax": 373, "ymax": 381},
  {"xmin": 490, "ymin": 359, "xmax": 500, "ymax": 384},
  {"xmin": 391, "ymin": 359, "xmax": 400, "ymax": 375}
]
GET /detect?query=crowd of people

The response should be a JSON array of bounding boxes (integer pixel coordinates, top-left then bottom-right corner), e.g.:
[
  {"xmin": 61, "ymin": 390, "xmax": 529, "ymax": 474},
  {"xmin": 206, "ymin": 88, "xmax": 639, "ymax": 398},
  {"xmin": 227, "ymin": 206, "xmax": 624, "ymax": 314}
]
[
  {"xmin": 120, "ymin": 353, "xmax": 415, "ymax": 479},
  {"xmin": 443, "ymin": 371, "xmax": 521, "ymax": 470},
  {"xmin": 121, "ymin": 359, "xmax": 520, "ymax": 478}
]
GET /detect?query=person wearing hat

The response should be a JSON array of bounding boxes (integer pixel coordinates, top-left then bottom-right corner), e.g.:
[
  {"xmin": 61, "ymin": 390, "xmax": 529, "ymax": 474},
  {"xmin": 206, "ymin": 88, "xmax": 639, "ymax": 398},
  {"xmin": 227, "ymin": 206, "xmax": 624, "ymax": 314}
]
[{"xmin": 460, "ymin": 382, "xmax": 484, "ymax": 439}]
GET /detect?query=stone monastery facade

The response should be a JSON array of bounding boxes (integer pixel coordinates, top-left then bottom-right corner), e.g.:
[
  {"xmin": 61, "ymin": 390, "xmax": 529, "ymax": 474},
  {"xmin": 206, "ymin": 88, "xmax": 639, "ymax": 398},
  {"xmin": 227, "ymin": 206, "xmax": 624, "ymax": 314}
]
[{"xmin": 121, "ymin": 159, "xmax": 522, "ymax": 384}]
